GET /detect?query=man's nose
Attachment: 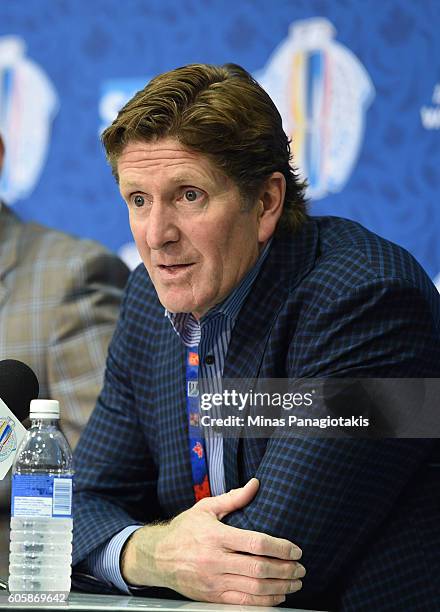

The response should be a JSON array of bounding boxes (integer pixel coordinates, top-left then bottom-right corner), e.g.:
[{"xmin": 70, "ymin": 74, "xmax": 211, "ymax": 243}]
[{"xmin": 145, "ymin": 201, "xmax": 180, "ymax": 250}]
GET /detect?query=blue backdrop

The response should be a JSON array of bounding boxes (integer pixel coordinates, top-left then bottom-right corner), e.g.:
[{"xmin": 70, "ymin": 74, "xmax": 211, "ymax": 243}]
[{"xmin": 1, "ymin": 0, "xmax": 439, "ymax": 282}]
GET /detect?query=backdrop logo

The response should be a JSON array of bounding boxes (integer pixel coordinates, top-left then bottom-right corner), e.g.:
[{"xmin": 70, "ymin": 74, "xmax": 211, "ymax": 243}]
[
  {"xmin": 257, "ymin": 18, "xmax": 375, "ymax": 200},
  {"xmin": 0, "ymin": 36, "xmax": 58, "ymax": 204}
]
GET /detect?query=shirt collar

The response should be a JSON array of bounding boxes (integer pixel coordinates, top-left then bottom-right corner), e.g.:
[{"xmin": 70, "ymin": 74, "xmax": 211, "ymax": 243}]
[{"xmin": 166, "ymin": 239, "xmax": 272, "ymax": 337}]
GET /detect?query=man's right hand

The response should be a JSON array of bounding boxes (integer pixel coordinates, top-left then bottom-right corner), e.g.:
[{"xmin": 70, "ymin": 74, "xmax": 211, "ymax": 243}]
[{"xmin": 121, "ymin": 478, "xmax": 305, "ymax": 606}]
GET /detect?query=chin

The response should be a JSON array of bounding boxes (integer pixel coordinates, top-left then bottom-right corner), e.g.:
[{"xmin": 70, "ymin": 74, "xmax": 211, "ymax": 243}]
[
  {"xmin": 156, "ymin": 285, "xmax": 214, "ymax": 316},
  {"xmin": 159, "ymin": 296, "xmax": 195, "ymax": 314}
]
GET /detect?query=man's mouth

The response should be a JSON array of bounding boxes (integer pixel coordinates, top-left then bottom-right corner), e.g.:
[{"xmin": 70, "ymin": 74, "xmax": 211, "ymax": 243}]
[{"xmin": 157, "ymin": 263, "xmax": 195, "ymax": 276}]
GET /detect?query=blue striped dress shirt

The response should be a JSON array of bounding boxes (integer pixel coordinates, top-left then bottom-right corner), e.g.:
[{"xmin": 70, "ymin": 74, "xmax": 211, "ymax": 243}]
[{"xmin": 87, "ymin": 241, "xmax": 271, "ymax": 593}]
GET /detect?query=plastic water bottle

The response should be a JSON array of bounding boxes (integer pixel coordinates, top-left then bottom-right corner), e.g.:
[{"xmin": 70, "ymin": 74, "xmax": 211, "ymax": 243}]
[{"xmin": 8, "ymin": 399, "xmax": 73, "ymax": 592}]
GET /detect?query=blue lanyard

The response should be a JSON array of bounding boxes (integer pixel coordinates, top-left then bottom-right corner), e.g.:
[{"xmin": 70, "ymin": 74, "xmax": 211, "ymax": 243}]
[{"xmin": 186, "ymin": 346, "xmax": 211, "ymax": 501}]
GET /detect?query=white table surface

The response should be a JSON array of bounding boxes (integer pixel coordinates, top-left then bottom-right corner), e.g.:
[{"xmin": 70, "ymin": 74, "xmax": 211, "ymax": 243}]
[{"xmin": 1, "ymin": 591, "xmax": 326, "ymax": 611}]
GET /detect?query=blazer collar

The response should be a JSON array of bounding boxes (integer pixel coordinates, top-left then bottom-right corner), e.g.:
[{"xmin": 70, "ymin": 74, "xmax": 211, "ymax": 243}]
[
  {"xmin": 224, "ymin": 218, "xmax": 320, "ymax": 380},
  {"xmin": 223, "ymin": 218, "xmax": 320, "ymax": 489}
]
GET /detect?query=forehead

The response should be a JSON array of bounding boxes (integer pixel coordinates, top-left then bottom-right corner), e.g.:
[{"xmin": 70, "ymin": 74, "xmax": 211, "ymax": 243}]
[{"xmin": 116, "ymin": 137, "xmax": 223, "ymax": 187}]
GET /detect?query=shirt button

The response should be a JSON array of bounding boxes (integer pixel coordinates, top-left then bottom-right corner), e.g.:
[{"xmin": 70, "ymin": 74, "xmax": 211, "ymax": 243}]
[{"xmin": 205, "ymin": 355, "xmax": 215, "ymax": 365}]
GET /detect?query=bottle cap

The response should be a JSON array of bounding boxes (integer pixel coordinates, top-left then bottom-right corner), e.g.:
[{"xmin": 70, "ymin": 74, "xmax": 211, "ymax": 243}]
[{"xmin": 29, "ymin": 399, "xmax": 60, "ymax": 419}]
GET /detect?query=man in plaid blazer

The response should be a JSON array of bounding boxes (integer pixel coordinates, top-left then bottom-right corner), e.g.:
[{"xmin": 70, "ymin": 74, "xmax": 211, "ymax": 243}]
[
  {"xmin": 0, "ymin": 137, "xmax": 130, "ymax": 444},
  {"xmin": 73, "ymin": 64, "xmax": 440, "ymax": 610},
  {"xmin": 0, "ymin": 203, "xmax": 129, "ymax": 445},
  {"xmin": 0, "ymin": 134, "xmax": 129, "ymax": 577}
]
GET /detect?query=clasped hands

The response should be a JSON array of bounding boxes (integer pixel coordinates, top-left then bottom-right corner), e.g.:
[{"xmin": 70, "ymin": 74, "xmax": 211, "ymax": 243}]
[{"xmin": 121, "ymin": 478, "xmax": 305, "ymax": 606}]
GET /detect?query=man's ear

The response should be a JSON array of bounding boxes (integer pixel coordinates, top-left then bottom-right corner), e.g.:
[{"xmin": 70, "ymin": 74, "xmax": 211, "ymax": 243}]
[
  {"xmin": 256, "ymin": 172, "xmax": 286, "ymax": 243},
  {"xmin": 0, "ymin": 135, "xmax": 4, "ymax": 175}
]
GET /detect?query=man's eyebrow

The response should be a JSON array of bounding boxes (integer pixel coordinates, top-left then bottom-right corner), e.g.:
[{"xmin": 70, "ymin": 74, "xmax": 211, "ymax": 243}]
[
  {"xmin": 169, "ymin": 175, "xmax": 204, "ymax": 184},
  {"xmin": 119, "ymin": 180, "xmax": 145, "ymax": 192},
  {"xmin": 120, "ymin": 179, "xmax": 137, "ymax": 187}
]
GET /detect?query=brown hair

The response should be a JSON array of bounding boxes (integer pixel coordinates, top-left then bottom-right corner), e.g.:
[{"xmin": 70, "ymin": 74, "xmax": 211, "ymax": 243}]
[{"xmin": 102, "ymin": 63, "xmax": 307, "ymax": 231}]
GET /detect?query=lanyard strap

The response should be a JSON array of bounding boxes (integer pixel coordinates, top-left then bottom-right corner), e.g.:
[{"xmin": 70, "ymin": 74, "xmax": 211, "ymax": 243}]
[{"xmin": 186, "ymin": 346, "xmax": 211, "ymax": 501}]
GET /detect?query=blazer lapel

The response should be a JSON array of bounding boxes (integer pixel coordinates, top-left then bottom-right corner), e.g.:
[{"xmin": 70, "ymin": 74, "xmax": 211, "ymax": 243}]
[
  {"xmin": 0, "ymin": 205, "xmax": 20, "ymax": 307},
  {"xmin": 223, "ymin": 220, "xmax": 320, "ymax": 490},
  {"xmin": 155, "ymin": 325, "xmax": 196, "ymax": 514}
]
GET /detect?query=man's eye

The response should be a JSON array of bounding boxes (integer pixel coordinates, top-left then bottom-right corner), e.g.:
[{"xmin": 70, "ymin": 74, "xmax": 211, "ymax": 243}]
[
  {"xmin": 183, "ymin": 189, "xmax": 203, "ymax": 203},
  {"xmin": 133, "ymin": 195, "xmax": 145, "ymax": 207}
]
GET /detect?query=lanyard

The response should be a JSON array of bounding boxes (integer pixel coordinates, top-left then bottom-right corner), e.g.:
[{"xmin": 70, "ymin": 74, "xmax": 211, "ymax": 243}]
[{"xmin": 186, "ymin": 346, "xmax": 211, "ymax": 501}]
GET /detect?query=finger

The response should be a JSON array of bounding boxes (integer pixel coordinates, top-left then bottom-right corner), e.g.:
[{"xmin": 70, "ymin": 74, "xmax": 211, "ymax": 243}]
[
  {"xmin": 220, "ymin": 574, "xmax": 303, "ymax": 597},
  {"xmin": 219, "ymin": 524, "xmax": 302, "ymax": 560},
  {"xmin": 216, "ymin": 591, "xmax": 287, "ymax": 607},
  {"xmin": 220, "ymin": 552, "xmax": 306, "ymax": 580},
  {"xmin": 198, "ymin": 478, "xmax": 259, "ymax": 519}
]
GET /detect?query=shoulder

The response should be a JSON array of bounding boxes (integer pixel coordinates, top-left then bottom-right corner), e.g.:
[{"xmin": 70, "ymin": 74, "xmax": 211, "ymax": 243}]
[
  {"xmin": 18, "ymin": 221, "xmax": 129, "ymax": 287},
  {"xmin": 315, "ymin": 216, "xmax": 429, "ymax": 287},
  {"xmin": 22, "ymin": 220, "xmax": 115, "ymax": 261},
  {"xmin": 278, "ymin": 218, "xmax": 440, "ymax": 375},
  {"xmin": 297, "ymin": 217, "xmax": 439, "ymax": 316}
]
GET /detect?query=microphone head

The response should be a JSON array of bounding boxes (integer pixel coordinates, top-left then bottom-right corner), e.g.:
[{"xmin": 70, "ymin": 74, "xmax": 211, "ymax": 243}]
[{"xmin": 0, "ymin": 359, "xmax": 39, "ymax": 422}]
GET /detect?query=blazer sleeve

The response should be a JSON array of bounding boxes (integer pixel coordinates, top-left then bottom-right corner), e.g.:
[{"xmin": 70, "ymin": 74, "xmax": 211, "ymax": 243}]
[
  {"xmin": 72, "ymin": 273, "xmax": 160, "ymax": 567},
  {"xmin": 46, "ymin": 245, "xmax": 129, "ymax": 449},
  {"xmin": 222, "ymin": 277, "xmax": 440, "ymax": 599}
]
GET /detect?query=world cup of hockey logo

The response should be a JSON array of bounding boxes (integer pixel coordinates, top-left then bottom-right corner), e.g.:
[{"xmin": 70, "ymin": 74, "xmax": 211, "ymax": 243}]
[
  {"xmin": 0, "ymin": 417, "xmax": 17, "ymax": 462},
  {"xmin": 256, "ymin": 18, "xmax": 375, "ymax": 200},
  {"xmin": 0, "ymin": 36, "xmax": 58, "ymax": 204}
]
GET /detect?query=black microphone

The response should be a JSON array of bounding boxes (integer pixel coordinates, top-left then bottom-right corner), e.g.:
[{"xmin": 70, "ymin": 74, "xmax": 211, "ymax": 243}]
[{"xmin": 0, "ymin": 359, "xmax": 39, "ymax": 422}]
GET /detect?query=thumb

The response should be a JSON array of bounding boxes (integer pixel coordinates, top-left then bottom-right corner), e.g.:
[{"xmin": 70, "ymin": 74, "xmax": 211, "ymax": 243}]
[{"xmin": 198, "ymin": 478, "xmax": 260, "ymax": 520}]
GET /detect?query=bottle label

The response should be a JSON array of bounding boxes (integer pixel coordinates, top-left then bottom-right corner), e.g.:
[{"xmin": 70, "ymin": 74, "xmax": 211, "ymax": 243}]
[{"xmin": 11, "ymin": 474, "xmax": 73, "ymax": 519}]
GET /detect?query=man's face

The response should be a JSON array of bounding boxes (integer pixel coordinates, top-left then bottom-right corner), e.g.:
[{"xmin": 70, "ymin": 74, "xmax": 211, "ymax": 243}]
[
  {"xmin": 117, "ymin": 138, "xmax": 265, "ymax": 319},
  {"xmin": 0, "ymin": 135, "xmax": 4, "ymax": 174}
]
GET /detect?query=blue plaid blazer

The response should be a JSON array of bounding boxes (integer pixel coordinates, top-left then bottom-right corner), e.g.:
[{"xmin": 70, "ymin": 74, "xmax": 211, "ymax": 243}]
[{"xmin": 73, "ymin": 216, "xmax": 440, "ymax": 611}]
